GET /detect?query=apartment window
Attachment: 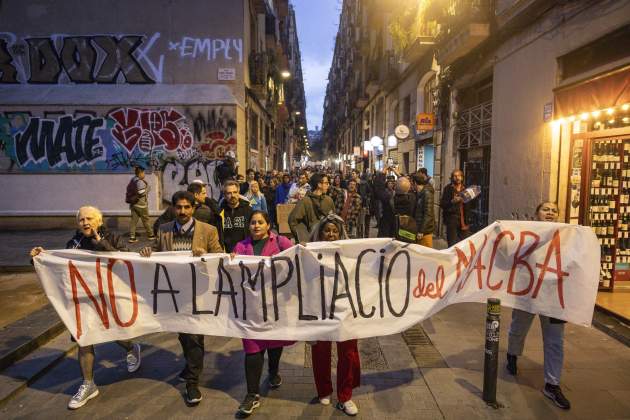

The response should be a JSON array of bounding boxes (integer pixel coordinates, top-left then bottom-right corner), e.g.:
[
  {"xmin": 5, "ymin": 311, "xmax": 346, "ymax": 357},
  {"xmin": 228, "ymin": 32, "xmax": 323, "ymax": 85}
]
[
  {"xmin": 402, "ymin": 95, "xmax": 411, "ymax": 127},
  {"xmin": 559, "ymin": 24, "xmax": 630, "ymax": 80},
  {"xmin": 249, "ymin": 112, "xmax": 258, "ymax": 150}
]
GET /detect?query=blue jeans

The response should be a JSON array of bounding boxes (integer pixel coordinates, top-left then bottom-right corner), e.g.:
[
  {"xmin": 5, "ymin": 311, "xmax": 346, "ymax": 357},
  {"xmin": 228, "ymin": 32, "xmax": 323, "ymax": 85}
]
[{"xmin": 508, "ymin": 309, "xmax": 565, "ymax": 386}]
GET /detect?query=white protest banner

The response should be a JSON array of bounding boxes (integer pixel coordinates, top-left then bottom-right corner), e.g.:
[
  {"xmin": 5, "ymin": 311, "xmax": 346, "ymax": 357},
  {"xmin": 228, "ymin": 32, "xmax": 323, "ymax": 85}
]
[{"xmin": 33, "ymin": 221, "xmax": 600, "ymax": 346}]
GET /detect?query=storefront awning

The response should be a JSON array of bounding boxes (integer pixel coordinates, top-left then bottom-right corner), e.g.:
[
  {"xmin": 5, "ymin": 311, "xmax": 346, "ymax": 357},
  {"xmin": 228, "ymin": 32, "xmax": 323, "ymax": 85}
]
[
  {"xmin": 0, "ymin": 84, "xmax": 241, "ymax": 107},
  {"xmin": 554, "ymin": 65, "xmax": 630, "ymax": 118}
]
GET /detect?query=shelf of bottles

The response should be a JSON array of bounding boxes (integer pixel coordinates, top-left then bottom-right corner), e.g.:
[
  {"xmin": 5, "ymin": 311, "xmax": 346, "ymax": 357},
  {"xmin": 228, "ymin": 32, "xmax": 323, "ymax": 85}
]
[{"xmin": 588, "ymin": 139, "xmax": 630, "ymax": 289}]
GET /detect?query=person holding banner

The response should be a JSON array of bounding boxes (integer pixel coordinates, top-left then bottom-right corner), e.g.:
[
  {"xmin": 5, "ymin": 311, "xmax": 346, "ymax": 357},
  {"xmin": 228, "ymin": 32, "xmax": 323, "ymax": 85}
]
[
  {"xmin": 308, "ymin": 214, "xmax": 360, "ymax": 416},
  {"xmin": 232, "ymin": 211, "xmax": 295, "ymax": 416},
  {"xmin": 506, "ymin": 201, "xmax": 571, "ymax": 410},
  {"xmin": 139, "ymin": 191, "xmax": 223, "ymax": 405},
  {"xmin": 30, "ymin": 206, "xmax": 142, "ymax": 410}
]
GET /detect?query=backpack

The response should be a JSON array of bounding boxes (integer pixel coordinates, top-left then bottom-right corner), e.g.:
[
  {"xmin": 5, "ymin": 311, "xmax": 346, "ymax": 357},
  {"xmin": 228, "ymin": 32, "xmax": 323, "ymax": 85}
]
[
  {"xmin": 393, "ymin": 193, "xmax": 418, "ymax": 243},
  {"xmin": 125, "ymin": 179, "xmax": 139, "ymax": 205}
]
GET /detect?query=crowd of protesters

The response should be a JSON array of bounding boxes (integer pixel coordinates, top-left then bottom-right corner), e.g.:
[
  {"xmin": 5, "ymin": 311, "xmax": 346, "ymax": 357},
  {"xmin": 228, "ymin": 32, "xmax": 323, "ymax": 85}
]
[{"xmin": 28, "ymin": 156, "xmax": 572, "ymax": 415}]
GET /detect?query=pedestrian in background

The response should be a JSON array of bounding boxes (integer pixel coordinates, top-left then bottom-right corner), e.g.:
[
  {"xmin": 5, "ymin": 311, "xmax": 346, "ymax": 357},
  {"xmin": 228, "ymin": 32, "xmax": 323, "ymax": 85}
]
[
  {"xmin": 288, "ymin": 173, "xmax": 334, "ymax": 243},
  {"xmin": 506, "ymin": 201, "xmax": 571, "ymax": 410},
  {"xmin": 413, "ymin": 172, "xmax": 435, "ymax": 248},
  {"xmin": 440, "ymin": 169, "xmax": 471, "ymax": 247},
  {"xmin": 127, "ymin": 166, "xmax": 154, "ymax": 243},
  {"xmin": 245, "ymin": 180, "xmax": 268, "ymax": 213},
  {"xmin": 30, "ymin": 206, "xmax": 142, "ymax": 410}
]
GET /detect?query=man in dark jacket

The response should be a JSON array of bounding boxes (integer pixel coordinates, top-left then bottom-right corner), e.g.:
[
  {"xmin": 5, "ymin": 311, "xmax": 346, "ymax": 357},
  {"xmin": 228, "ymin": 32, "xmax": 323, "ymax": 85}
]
[
  {"xmin": 288, "ymin": 173, "xmax": 335, "ymax": 243},
  {"xmin": 413, "ymin": 172, "xmax": 435, "ymax": 248},
  {"xmin": 374, "ymin": 172, "xmax": 396, "ymax": 238},
  {"xmin": 30, "ymin": 206, "xmax": 140, "ymax": 410},
  {"xmin": 221, "ymin": 180, "xmax": 253, "ymax": 252},
  {"xmin": 391, "ymin": 177, "xmax": 418, "ymax": 242},
  {"xmin": 440, "ymin": 169, "xmax": 472, "ymax": 246}
]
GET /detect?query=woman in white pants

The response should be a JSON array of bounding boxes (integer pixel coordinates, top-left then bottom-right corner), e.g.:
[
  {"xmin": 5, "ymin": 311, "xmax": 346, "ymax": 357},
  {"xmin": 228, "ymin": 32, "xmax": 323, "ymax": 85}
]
[{"xmin": 506, "ymin": 201, "xmax": 570, "ymax": 410}]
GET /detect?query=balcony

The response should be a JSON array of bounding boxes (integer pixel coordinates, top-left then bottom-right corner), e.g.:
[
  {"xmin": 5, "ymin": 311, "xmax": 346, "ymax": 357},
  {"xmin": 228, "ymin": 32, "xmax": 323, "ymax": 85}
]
[
  {"xmin": 403, "ymin": 35, "xmax": 436, "ymax": 63},
  {"xmin": 249, "ymin": 51, "xmax": 269, "ymax": 90},
  {"xmin": 380, "ymin": 52, "xmax": 400, "ymax": 90},
  {"xmin": 437, "ymin": 23, "xmax": 490, "ymax": 66}
]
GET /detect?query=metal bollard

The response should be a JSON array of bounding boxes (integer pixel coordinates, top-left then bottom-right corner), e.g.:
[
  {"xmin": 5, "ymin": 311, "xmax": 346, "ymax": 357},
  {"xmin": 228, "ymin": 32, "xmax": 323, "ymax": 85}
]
[{"xmin": 483, "ymin": 298, "xmax": 501, "ymax": 407}]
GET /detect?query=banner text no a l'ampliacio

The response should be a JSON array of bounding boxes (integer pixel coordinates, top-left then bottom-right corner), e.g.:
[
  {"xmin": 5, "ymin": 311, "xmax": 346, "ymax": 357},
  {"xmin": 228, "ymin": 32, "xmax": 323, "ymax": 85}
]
[{"xmin": 34, "ymin": 221, "xmax": 601, "ymax": 346}]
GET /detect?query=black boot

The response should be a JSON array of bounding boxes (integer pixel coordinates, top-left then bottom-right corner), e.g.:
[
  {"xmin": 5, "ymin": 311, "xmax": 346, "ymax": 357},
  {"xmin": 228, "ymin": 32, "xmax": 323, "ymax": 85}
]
[
  {"xmin": 506, "ymin": 353, "xmax": 517, "ymax": 375},
  {"xmin": 543, "ymin": 383, "xmax": 571, "ymax": 410}
]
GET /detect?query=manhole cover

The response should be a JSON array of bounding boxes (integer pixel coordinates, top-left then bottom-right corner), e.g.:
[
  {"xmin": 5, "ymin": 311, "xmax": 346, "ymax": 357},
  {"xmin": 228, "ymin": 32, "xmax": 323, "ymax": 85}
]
[{"xmin": 304, "ymin": 337, "xmax": 388, "ymax": 370}]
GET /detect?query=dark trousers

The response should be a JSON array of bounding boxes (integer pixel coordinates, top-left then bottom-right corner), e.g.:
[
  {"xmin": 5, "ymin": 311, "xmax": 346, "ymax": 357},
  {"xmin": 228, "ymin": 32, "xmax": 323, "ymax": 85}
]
[
  {"xmin": 446, "ymin": 222, "xmax": 471, "ymax": 247},
  {"xmin": 245, "ymin": 347, "xmax": 283, "ymax": 394},
  {"xmin": 178, "ymin": 333, "xmax": 204, "ymax": 385}
]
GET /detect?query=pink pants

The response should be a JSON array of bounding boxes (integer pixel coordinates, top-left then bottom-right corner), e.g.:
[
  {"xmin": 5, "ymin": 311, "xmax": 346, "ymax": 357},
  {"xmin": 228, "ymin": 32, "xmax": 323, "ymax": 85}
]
[{"xmin": 311, "ymin": 340, "xmax": 361, "ymax": 402}]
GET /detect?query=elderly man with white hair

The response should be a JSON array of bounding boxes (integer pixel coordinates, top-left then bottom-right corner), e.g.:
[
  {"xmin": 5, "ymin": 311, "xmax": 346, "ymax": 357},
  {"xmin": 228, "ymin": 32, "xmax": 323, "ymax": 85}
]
[{"xmin": 30, "ymin": 205, "xmax": 142, "ymax": 410}]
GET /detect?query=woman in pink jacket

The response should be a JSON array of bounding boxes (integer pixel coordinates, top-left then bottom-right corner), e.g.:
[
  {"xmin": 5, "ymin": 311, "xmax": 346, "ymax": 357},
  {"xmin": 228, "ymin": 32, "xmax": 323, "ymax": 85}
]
[{"xmin": 232, "ymin": 210, "xmax": 294, "ymax": 416}]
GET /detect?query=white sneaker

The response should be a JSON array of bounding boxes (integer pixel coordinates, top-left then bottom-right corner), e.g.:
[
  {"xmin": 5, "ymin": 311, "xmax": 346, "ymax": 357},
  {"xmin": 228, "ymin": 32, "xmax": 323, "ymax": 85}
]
[
  {"xmin": 126, "ymin": 343, "xmax": 141, "ymax": 373},
  {"xmin": 336, "ymin": 400, "xmax": 358, "ymax": 416},
  {"xmin": 68, "ymin": 381, "xmax": 99, "ymax": 409},
  {"xmin": 319, "ymin": 395, "xmax": 331, "ymax": 405}
]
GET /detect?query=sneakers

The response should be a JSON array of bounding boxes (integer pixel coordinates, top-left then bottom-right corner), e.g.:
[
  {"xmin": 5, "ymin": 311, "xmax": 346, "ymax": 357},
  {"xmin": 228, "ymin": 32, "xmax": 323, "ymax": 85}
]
[
  {"xmin": 126, "ymin": 343, "xmax": 141, "ymax": 373},
  {"xmin": 319, "ymin": 395, "xmax": 331, "ymax": 405},
  {"xmin": 238, "ymin": 393, "xmax": 261, "ymax": 415},
  {"xmin": 128, "ymin": 237, "xmax": 138, "ymax": 243},
  {"xmin": 269, "ymin": 374, "xmax": 282, "ymax": 389},
  {"xmin": 543, "ymin": 383, "xmax": 571, "ymax": 410},
  {"xmin": 186, "ymin": 383, "xmax": 203, "ymax": 404},
  {"xmin": 147, "ymin": 235, "xmax": 156, "ymax": 241},
  {"xmin": 68, "ymin": 381, "xmax": 99, "ymax": 410},
  {"xmin": 506, "ymin": 353, "xmax": 517, "ymax": 375},
  {"xmin": 336, "ymin": 400, "xmax": 359, "ymax": 416}
]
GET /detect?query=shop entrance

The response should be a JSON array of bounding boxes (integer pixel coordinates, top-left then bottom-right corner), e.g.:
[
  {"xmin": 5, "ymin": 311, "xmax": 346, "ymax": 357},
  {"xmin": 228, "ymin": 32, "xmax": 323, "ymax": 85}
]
[{"xmin": 568, "ymin": 127, "xmax": 630, "ymax": 291}]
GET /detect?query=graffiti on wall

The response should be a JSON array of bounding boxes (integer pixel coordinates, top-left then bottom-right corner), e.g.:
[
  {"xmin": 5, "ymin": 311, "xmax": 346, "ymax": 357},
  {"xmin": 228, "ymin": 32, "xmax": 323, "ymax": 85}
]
[
  {"xmin": 0, "ymin": 106, "xmax": 237, "ymax": 200},
  {"xmin": 0, "ymin": 32, "xmax": 244, "ymax": 84}
]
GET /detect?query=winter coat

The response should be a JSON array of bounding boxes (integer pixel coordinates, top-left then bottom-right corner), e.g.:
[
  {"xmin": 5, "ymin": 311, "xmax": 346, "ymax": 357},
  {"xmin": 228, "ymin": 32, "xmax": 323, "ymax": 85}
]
[
  {"xmin": 288, "ymin": 192, "xmax": 336, "ymax": 243},
  {"xmin": 66, "ymin": 226, "xmax": 128, "ymax": 251},
  {"xmin": 233, "ymin": 232, "xmax": 295, "ymax": 354},
  {"xmin": 275, "ymin": 182, "xmax": 292, "ymax": 205},
  {"xmin": 415, "ymin": 183, "xmax": 435, "ymax": 235}
]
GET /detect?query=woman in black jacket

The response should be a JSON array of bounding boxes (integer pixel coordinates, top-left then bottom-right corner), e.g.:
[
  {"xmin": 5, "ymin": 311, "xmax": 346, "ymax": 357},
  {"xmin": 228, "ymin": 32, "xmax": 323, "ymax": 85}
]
[{"xmin": 30, "ymin": 206, "xmax": 141, "ymax": 410}]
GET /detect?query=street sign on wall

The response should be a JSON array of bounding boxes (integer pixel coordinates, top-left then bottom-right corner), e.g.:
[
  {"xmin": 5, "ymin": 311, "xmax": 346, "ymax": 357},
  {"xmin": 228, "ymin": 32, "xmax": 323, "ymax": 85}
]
[
  {"xmin": 394, "ymin": 124, "xmax": 410, "ymax": 139},
  {"xmin": 416, "ymin": 113, "xmax": 435, "ymax": 131}
]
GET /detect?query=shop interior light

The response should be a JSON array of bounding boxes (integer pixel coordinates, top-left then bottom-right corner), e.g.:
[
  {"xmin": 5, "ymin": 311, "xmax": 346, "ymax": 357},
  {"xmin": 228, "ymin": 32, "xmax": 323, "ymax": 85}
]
[
  {"xmin": 580, "ymin": 112, "xmax": 590, "ymax": 120},
  {"xmin": 606, "ymin": 108, "xmax": 615, "ymax": 115},
  {"xmin": 363, "ymin": 140, "xmax": 373, "ymax": 152},
  {"xmin": 608, "ymin": 119, "xmax": 615, "ymax": 124},
  {"xmin": 568, "ymin": 115, "xmax": 576, "ymax": 122},
  {"xmin": 591, "ymin": 110, "xmax": 601, "ymax": 118},
  {"xmin": 623, "ymin": 117, "xmax": 630, "ymax": 123},
  {"xmin": 622, "ymin": 103, "xmax": 630, "ymax": 111}
]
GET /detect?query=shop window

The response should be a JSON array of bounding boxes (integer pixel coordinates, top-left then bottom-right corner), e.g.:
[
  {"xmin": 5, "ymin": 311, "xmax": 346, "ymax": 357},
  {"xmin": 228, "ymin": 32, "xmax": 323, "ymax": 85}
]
[{"xmin": 559, "ymin": 24, "xmax": 630, "ymax": 80}]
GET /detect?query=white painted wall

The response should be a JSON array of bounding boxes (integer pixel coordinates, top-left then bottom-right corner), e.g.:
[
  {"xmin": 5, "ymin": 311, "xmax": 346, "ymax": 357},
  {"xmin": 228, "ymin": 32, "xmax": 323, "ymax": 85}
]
[{"xmin": 0, "ymin": 173, "xmax": 160, "ymax": 216}]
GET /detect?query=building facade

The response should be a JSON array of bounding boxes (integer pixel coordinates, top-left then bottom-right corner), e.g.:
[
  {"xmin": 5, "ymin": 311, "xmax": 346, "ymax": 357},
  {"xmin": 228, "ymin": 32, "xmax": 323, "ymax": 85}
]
[
  {"xmin": 323, "ymin": 0, "xmax": 630, "ymax": 293},
  {"xmin": 0, "ymin": 0, "xmax": 306, "ymax": 225}
]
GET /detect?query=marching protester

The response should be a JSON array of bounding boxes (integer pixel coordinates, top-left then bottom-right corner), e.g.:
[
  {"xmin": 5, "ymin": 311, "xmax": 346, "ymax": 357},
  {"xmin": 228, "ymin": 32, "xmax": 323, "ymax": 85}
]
[
  {"xmin": 288, "ymin": 173, "xmax": 335, "ymax": 243},
  {"xmin": 240, "ymin": 168, "xmax": 256, "ymax": 194},
  {"xmin": 506, "ymin": 201, "xmax": 571, "ymax": 410},
  {"xmin": 215, "ymin": 151, "xmax": 239, "ymax": 187},
  {"xmin": 328, "ymin": 174, "xmax": 346, "ymax": 211},
  {"xmin": 126, "ymin": 165, "xmax": 155, "ymax": 243},
  {"xmin": 245, "ymin": 180, "xmax": 268, "ymax": 213},
  {"xmin": 139, "ymin": 191, "xmax": 222, "ymax": 405},
  {"xmin": 261, "ymin": 177, "xmax": 277, "ymax": 229},
  {"xmin": 338, "ymin": 179, "xmax": 362, "ymax": 238},
  {"xmin": 231, "ymin": 211, "xmax": 295, "ymax": 416},
  {"xmin": 391, "ymin": 176, "xmax": 418, "ymax": 243},
  {"xmin": 274, "ymin": 173, "xmax": 293, "ymax": 206},
  {"xmin": 413, "ymin": 172, "xmax": 435, "ymax": 247},
  {"xmin": 30, "ymin": 206, "xmax": 142, "ymax": 409},
  {"xmin": 221, "ymin": 180, "xmax": 254, "ymax": 252},
  {"xmin": 440, "ymin": 169, "xmax": 472, "ymax": 247},
  {"xmin": 308, "ymin": 214, "xmax": 361, "ymax": 416},
  {"xmin": 374, "ymin": 172, "xmax": 396, "ymax": 238},
  {"xmin": 287, "ymin": 172, "xmax": 310, "ymax": 203}
]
